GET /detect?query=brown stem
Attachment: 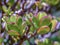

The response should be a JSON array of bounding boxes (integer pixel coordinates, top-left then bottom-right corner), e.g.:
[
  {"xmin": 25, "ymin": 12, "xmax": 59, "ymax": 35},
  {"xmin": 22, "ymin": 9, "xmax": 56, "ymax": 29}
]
[
  {"xmin": 11, "ymin": 0, "xmax": 19, "ymax": 11},
  {"xmin": 17, "ymin": 0, "xmax": 35, "ymax": 16},
  {"xmin": 4, "ymin": 0, "xmax": 9, "ymax": 7}
]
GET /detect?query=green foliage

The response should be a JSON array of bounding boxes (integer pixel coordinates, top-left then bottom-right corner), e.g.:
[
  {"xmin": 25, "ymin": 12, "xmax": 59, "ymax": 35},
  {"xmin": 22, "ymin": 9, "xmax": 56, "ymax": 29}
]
[
  {"xmin": 38, "ymin": 12, "xmax": 47, "ymax": 20},
  {"xmin": 37, "ymin": 26, "xmax": 50, "ymax": 34},
  {"xmin": 10, "ymin": 16, "xmax": 16, "ymax": 22},
  {"xmin": 7, "ymin": 24, "xmax": 20, "ymax": 33},
  {"xmin": 39, "ymin": 16, "xmax": 51, "ymax": 26},
  {"xmin": 0, "ymin": 38, "xmax": 3, "ymax": 43},
  {"xmin": 1, "ymin": 0, "xmax": 60, "ymax": 45},
  {"xmin": 32, "ymin": 16, "xmax": 39, "ymax": 28},
  {"xmin": 17, "ymin": 17, "xmax": 22, "ymax": 27},
  {"xmin": 2, "ymin": 5, "xmax": 13, "ymax": 15},
  {"xmin": 30, "ymin": 26, "xmax": 35, "ymax": 33},
  {"xmin": 42, "ymin": 0, "xmax": 59, "ymax": 6},
  {"xmin": 56, "ymin": 17, "xmax": 60, "ymax": 22},
  {"xmin": 8, "ymin": 0, "xmax": 14, "ymax": 6},
  {"xmin": 8, "ymin": 30, "xmax": 19, "ymax": 36},
  {"xmin": 3, "ymin": 11, "xmax": 58, "ymax": 36}
]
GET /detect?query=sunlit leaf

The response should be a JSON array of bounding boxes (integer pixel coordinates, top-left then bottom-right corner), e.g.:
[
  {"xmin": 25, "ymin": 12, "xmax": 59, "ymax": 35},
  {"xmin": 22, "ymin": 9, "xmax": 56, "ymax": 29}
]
[
  {"xmin": 10, "ymin": 15, "xmax": 16, "ymax": 22},
  {"xmin": 38, "ymin": 12, "xmax": 47, "ymax": 20},
  {"xmin": 2, "ymin": 5, "xmax": 7, "ymax": 13},
  {"xmin": 51, "ymin": 19, "xmax": 58, "ymax": 31},
  {"xmin": 0, "ymin": 38, "xmax": 3, "ymax": 43},
  {"xmin": 37, "ymin": 26, "xmax": 50, "ymax": 34}
]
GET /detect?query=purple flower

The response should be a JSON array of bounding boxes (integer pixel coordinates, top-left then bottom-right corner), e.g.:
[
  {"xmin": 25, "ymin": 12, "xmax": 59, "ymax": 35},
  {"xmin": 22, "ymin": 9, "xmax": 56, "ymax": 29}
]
[{"xmin": 56, "ymin": 22, "xmax": 60, "ymax": 29}]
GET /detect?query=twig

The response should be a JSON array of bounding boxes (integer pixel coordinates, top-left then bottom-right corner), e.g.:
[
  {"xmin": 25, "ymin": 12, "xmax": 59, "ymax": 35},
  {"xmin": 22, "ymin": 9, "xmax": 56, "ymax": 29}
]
[
  {"xmin": 16, "ymin": 0, "xmax": 35, "ymax": 16},
  {"xmin": 11, "ymin": 0, "xmax": 19, "ymax": 11},
  {"xmin": 4, "ymin": 0, "xmax": 9, "ymax": 7}
]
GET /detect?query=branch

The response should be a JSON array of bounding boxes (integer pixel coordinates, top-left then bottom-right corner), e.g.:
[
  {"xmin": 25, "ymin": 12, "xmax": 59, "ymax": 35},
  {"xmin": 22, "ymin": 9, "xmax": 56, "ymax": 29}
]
[
  {"xmin": 51, "ymin": 28, "xmax": 60, "ymax": 34},
  {"xmin": 11, "ymin": 0, "xmax": 19, "ymax": 11},
  {"xmin": 15, "ymin": 0, "xmax": 35, "ymax": 16},
  {"xmin": 4, "ymin": 0, "xmax": 9, "ymax": 7}
]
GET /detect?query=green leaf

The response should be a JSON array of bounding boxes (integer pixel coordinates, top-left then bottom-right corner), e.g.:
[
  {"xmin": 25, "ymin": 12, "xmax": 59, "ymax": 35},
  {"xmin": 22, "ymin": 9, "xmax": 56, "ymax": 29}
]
[
  {"xmin": 32, "ymin": 17, "xmax": 39, "ymax": 28},
  {"xmin": 51, "ymin": 19, "xmax": 58, "ymax": 31},
  {"xmin": 7, "ymin": 7, "xmax": 11, "ymax": 15},
  {"xmin": 8, "ymin": 0, "xmax": 14, "ymax": 6},
  {"xmin": 46, "ymin": 0, "xmax": 59, "ymax": 6},
  {"xmin": 17, "ymin": 17, "xmax": 22, "ymax": 27},
  {"xmin": 26, "ymin": 18, "xmax": 32, "ymax": 25},
  {"xmin": 39, "ymin": 16, "xmax": 51, "ymax": 26},
  {"xmin": 38, "ymin": 12, "xmax": 47, "ymax": 20},
  {"xmin": 30, "ymin": 37, "xmax": 35, "ymax": 44},
  {"xmin": 2, "ymin": 6, "xmax": 12, "ymax": 15},
  {"xmin": 8, "ymin": 30, "xmax": 20, "ymax": 36},
  {"xmin": 30, "ymin": 26, "xmax": 35, "ymax": 33},
  {"xmin": 7, "ymin": 24, "xmax": 20, "ymax": 33},
  {"xmin": 19, "ymin": 25, "xmax": 25, "ymax": 36},
  {"xmin": 0, "ymin": 38, "xmax": 3, "ymax": 43},
  {"xmin": 37, "ymin": 26, "xmax": 50, "ymax": 34},
  {"xmin": 2, "ymin": 5, "xmax": 7, "ymax": 13},
  {"xmin": 48, "ymin": 23, "xmax": 52, "ymax": 30},
  {"xmin": 10, "ymin": 16, "xmax": 16, "ymax": 22}
]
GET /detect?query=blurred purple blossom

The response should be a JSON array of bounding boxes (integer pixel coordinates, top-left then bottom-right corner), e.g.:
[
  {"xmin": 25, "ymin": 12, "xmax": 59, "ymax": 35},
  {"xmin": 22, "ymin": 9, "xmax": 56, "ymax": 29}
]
[
  {"xmin": 0, "ymin": 11, "xmax": 2, "ymax": 19},
  {"xmin": 2, "ymin": 22, "xmax": 6, "ymax": 28},
  {"xmin": 56, "ymin": 22, "xmax": 60, "ymax": 29}
]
